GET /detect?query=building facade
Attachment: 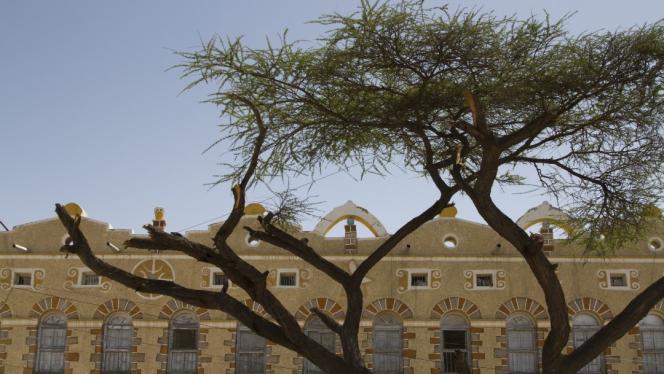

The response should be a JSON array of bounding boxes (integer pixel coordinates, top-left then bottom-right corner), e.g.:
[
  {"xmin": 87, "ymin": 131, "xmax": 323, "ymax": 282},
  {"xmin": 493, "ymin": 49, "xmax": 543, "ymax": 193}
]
[{"xmin": 0, "ymin": 201, "xmax": 663, "ymax": 374}]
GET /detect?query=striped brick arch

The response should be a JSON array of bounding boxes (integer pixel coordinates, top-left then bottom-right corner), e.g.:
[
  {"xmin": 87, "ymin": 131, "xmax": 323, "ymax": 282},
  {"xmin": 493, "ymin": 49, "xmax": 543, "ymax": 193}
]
[
  {"xmin": 294, "ymin": 298, "xmax": 345, "ymax": 320},
  {"xmin": 651, "ymin": 299, "xmax": 664, "ymax": 317},
  {"xmin": 158, "ymin": 298, "xmax": 211, "ymax": 321},
  {"xmin": 242, "ymin": 299, "xmax": 270, "ymax": 318},
  {"xmin": 29, "ymin": 296, "xmax": 79, "ymax": 319},
  {"xmin": 567, "ymin": 297, "xmax": 613, "ymax": 321},
  {"xmin": 363, "ymin": 297, "xmax": 413, "ymax": 319},
  {"xmin": 430, "ymin": 297, "xmax": 481, "ymax": 319},
  {"xmin": 93, "ymin": 298, "xmax": 142, "ymax": 319},
  {"xmin": 91, "ymin": 299, "xmax": 143, "ymax": 373},
  {"xmin": 495, "ymin": 297, "xmax": 549, "ymax": 320}
]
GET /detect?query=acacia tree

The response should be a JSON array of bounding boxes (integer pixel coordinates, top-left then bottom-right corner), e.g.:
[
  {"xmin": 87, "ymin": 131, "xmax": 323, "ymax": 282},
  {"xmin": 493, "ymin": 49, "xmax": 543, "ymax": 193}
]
[{"xmin": 56, "ymin": 2, "xmax": 664, "ymax": 373}]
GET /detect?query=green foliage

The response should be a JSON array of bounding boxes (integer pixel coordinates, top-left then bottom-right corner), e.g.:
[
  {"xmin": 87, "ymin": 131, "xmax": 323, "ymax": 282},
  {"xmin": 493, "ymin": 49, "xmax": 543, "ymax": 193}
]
[{"xmin": 178, "ymin": 0, "xmax": 664, "ymax": 252}]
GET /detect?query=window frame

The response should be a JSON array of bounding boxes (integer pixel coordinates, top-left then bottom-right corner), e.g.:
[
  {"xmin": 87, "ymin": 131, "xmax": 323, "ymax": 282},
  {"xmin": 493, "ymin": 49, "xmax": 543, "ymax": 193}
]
[
  {"xmin": 276, "ymin": 269, "xmax": 299, "ymax": 288},
  {"xmin": 440, "ymin": 313, "xmax": 471, "ymax": 373},
  {"xmin": 409, "ymin": 272, "xmax": 429, "ymax": 289},
  {"xmin": 303, "ymin": 315, "xmax": 337, "ymax": 374},
  {"xmin": 34, "ymin": 313, "xmax": 67, "ymax": 374},
  {"xmin": 167, "ymin": 312, "xmax": 199, "ymax": 374},
  {"xmin": 572, "ymin": 313, "xmax": 605, "ymax": 374},
  {"xmin": 13, "ymin": 272, "xmax": 33, "ymax": 287},
  {"xmin": 640, "ymin": 314, "xmax": 664, "ymax": 374},
  {"xmin": 235, "ymin": 323, "xmax": 266, "ymax": 374},
  {"xmin": 475, "ymin": 273, "xmax": 494, "ymax": 289},
  {"xmin": 506, "ymin": 314, "xmax": 538, "ymax": 374},
  {"xmin": 372, "ymin": 312, "xmax": 403, "ymax": 374},
  {"xmin": 102, "ymin": 313, "xmax": 133, "ymax": 374}
]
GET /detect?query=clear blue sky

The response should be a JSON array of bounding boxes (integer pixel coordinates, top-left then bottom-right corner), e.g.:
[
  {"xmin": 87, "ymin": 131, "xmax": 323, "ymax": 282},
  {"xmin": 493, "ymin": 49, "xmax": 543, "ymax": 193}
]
[{"xmin": 2, "ymin": 1, "xmax": 663, "ymax": 235}]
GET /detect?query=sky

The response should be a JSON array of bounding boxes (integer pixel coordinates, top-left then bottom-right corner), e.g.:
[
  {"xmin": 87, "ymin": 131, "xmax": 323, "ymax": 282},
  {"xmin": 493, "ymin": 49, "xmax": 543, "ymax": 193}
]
[{"xmin": 1, "ymin": 1, "xmax": 663, "ymax": 236}]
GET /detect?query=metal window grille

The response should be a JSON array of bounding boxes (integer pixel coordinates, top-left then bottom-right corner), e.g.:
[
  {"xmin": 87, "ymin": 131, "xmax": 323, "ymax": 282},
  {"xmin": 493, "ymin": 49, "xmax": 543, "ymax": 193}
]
[
  {"xmin": 35, "ymin": 313, "xmax": 66, "ymax": 374},
  {"xmin": 82, "ymin": 272, "xmax": 100, "ymax": 286},
  {"xmin": 476, "ymin": 274, "xmax": 494, "ymax": 287},
  {"xmin": 236, "ymin": 324, "xmax": 266, "ymax": 374},
  {"xmin": 14, "ymin": 273, "xmax": 31, "ymax": 286},
  {"xmin": 304, "ymin": 316, "xmax": 336, "ymax": 374},
  {"xmin": 441, "ymin": 314, "xmax": 470, "ymax": 373},
  {"xmin": 609, "ymin": 274, "xmax": 626, "ymax": 287},
  {"xmin": 573, "ymin": 314, "xmax": 604, "ymax": 374},
  {"xmin": 168, "ymin": 313, "xmax": 199, "ymax": 374},
  {"xmin": 641, "ymin": 314, "xmax": 664, "ymax": 374},
  {"xmin": 507, "ymin": 315, "xmax": 537, "ymax": 373},
  {"xmin": 279, "ymin": 273, "xmax": 297, "ymax": 287},
  {"xmin": 372, "ymin": 313, "xmax": 403, "ymax": 374},
  {"xmin": 410, "ymin": 273, "xmax": 428, "ymax": 287},
  {"xmin": 212, "ymin": 272, "xmax": 226, "ymax": 286},
  {"xmin": 102, "ymin": 314, "xmax": 132, "ymax": 374}
]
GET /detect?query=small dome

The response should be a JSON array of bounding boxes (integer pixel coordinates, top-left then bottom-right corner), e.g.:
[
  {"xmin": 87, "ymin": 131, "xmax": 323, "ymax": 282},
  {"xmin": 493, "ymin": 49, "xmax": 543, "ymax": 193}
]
[
  {"xmin": 244, "ymin": 203, "xmax": 266, "ymax": 215},
  {"xmin": 439, "ymin": 206, "xmax": 458, "ymax": 218}
]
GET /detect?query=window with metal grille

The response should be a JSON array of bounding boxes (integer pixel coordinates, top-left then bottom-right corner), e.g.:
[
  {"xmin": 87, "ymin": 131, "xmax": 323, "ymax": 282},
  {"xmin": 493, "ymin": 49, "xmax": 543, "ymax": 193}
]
[
  {"xmin": 35, "ymin": 313, "xmax": 66, "ymax": 374},
  {"xmin": 372, "ymin": 313, "xmax": 403, "ymax": 374},
  {"xmin": 236, "ymin": 324, "xmax": 266, "ymax": 374},
  {"xmin": 212, "ymin": 272, "xmax": 226, "ymax": 287},
  {"xmin": 507, "ymin": 315, "xmax": 537, "ymax": 373},
  {"xmin": 441, "ymin": 314, "xmax": 470, "ymax": 373},
  {"xmin": 475, "ymin": 274, "xmax": 494, "ymax": 288},
  {"xmin": 640, "ymin": 314, "xmax": 664, "ymax": 374},
  {"xmin": 572, "ymin": 314, "xmax": 604, "ymax": 374},
  {"xmin": 14, "ymin": 272, "xmax": 32, "ymax": 286},
  {"xmin": 609, "ymin": 273, "xmax": 627, "ymax": 288},
  {"xmin": 278, "ymin": 272, "xmax": 297, "ymax": 287},
  {"xmin": 304, "ymin": 316, "xmax": 336, "ymax": 374},
  {"xmin": 168, "ymin": 313, "xmax": 199, "ymax": 374},
  {"xmin": 81, "ymin": 272, "xmax": 100, "ymax": 286},
  {"xmin": 102, "ymin": 314, "xmax": 132, "ymax": 374},
  {"xmin": 410, "ymin": 273, "xmax": 428, "ymax": 287}
]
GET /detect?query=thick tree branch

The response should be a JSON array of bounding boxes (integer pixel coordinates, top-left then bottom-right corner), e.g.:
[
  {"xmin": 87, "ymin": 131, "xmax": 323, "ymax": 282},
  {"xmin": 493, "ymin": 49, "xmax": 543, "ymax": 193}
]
[
  {"xmin": 245, "ymin": 225, "xmax": 350, "ymax": 285},
  {"xmin": 562, "ymin": 276, "xmax": 664, "ymax": 373},
  {"xmin": 311, "ymin": 308, "xmax": 343, "ymax": 335},
  {"xmin": 54, "ymin": 204, "xmax": 297, "ymax": 351},
  {"xmin": 450, "ymin": 164, "xmax": 570, "ymax": 371}
]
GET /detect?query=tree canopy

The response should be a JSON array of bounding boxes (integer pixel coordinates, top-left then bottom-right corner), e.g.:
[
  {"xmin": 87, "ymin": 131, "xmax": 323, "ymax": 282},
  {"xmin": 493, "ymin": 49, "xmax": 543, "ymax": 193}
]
[{"xmin": 57, "ymin": 2, "xmax": 664, "ymax": 373}]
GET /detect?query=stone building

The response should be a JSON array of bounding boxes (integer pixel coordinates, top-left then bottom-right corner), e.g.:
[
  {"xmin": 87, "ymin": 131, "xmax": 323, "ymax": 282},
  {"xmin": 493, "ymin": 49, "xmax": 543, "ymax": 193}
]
[{"xmin": 0, "ymin": 201, "xmax": 663, "ymax": 374}]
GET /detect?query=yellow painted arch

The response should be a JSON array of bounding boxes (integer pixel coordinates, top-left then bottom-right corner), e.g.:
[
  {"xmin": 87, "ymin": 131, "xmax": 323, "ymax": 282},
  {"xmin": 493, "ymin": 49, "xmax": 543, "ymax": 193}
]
[
  {"xmin": 321, "ymin": 215, "xmax": 381, "ymax": 237},
  {"xmin": 520, "ymin": 218, "xmax": 575, "ymax": 236}
]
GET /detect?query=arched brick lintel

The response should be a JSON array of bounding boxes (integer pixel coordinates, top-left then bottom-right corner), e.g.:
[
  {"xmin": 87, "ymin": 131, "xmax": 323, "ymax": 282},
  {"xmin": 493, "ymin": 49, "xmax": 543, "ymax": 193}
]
[
  {"xmin": 363, "ymin": 297, "xmax": 413, "ymax": 319},
  {"xmin": 496, "ymin": 297, "xmax": 549, "ymax": 320},
  {"xmin": 431, "ymin": 297, "xmax": 481, "ymax": 320},
  {"xmin": 295, "ymin": 298, "xmax": 345, "ymax": 320},
  {"xmin": 158, "ymin": 298, "xmax": 210, "ymax": 320},
  {"xmin": 93, "ymin": 298, "xmax": 143, "ymax": 320},
  {"xmin": 29, "ymin": 296, "xmax": 79, "ymax": 319},
  {"xmin": 567, "ymin": 297, "xmax": 613, "ymax": 321}
]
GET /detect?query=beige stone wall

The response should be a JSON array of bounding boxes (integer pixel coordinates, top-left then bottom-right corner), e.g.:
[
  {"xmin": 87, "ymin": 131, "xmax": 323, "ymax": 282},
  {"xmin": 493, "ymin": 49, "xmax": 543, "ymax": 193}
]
[{"xmin": 0, "ymin": 213, "xmax": 662, "ymax": 373}]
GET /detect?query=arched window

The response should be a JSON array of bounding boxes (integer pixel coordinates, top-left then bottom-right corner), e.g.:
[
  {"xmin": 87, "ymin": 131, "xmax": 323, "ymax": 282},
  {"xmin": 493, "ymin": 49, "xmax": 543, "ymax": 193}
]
[
  {"xmin": 303, "ymin": 315, "xmax": 336, "ymax": 374},
  {"xmin": 440, "ymin": 314, "xmax": 470, "ymax": 373},
  {"xmin": 35, "ymin": 313, "xmax": 67, "ymax": 374},
  {"xmin": 372, "ymin": 312, "xmax": 403, "ymax": 373},
  {"xmin": 572, "ymin": 314, "xmax": 604, "ymax": 374},
  {"xmin": 102, "ymin": 314, "xmax": 132, "ymax": 374},
  {"xmin": 506, "ymin": 314, "xmax": 537, "ymax": 373},
  {"xmin": 236, "ymin": 323, "xmax": 266, "ymax": 374},
  {"xmin": 640, "ymin": 314, "xmax": 664, "ymax": 374},
  {"xmin": 167, "ymin": 312, "xmax": 199, "ymax": 374}
]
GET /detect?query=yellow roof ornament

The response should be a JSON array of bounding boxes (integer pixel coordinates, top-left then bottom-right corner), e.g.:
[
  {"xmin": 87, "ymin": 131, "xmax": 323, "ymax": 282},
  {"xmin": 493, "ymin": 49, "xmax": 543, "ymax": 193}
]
[
  {"xmin": 244, "ymin": 203, "xmax": 266, "ymax": 215},
  {"xmin": 440, "ymin": 205, "xmax": 458, "ymax": 218},
  {"xmin": 63, "ymin": 202, "xmax": 87, "ymax": 218}
]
